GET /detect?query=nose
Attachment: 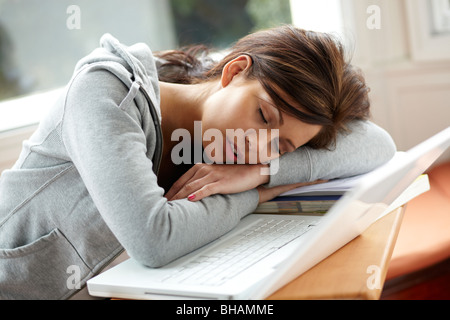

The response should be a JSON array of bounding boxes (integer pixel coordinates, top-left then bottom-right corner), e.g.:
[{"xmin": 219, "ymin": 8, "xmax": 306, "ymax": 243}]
[
  {"xmin": 260, "ymin": 129, "xmax": 280, "ymax": 162},
  {"xmin": 244, "ymin": 129, "xmax": 280, "ymax": 164}
]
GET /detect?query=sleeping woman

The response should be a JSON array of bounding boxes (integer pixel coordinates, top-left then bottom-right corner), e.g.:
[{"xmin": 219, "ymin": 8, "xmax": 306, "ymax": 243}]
[{"xmin": 0, "ymin": 25, "xmax": 395, "ymax": 299}]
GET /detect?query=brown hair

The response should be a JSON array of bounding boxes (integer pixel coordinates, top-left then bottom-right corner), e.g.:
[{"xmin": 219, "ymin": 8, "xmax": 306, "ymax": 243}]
[{"xmin": 156, "ymin": 25, "xmax": 370, "ymax": 149}]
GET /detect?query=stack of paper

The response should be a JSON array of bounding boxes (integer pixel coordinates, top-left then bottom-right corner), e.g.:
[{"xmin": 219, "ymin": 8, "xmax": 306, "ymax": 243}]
[
  {"xmin": 280, "ymin": 173, "xmax": 369, "ymax": 197},
  {"xmin": 254, "ymin": 174, "xmax": 430, "ymax": 216},
  {"xmin": 253, "ymin": 173, "xmax": 366, "ymax": 215}
]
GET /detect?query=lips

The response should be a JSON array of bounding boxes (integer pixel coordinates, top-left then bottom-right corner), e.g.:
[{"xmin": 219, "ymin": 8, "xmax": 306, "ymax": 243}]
[{"xmin": 225, "ymin": 138, "xmax": 238, "ymax": 163}]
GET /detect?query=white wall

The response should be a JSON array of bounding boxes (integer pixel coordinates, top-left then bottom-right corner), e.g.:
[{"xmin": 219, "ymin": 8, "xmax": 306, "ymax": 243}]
[{"xmin": 342, "ymin": 0, "xmax": 450, "ymax": 162}]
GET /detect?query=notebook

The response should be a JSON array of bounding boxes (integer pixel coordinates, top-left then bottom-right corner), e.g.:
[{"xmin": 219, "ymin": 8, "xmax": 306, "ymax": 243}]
[{"xmin": 87, "ymin": 126, "xmax": 450, "ymax": 300}]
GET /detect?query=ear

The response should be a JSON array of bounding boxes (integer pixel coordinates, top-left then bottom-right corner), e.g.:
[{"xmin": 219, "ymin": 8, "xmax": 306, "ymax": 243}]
[{"xmin": 220, "ymin": 55, "xmax": 253, "ymax": 88}]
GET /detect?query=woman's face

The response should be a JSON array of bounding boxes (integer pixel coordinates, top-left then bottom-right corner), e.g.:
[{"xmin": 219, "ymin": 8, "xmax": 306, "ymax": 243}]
[{"xmin": 201, "ymin": 73, "xmax": 322, "ymax": 164}]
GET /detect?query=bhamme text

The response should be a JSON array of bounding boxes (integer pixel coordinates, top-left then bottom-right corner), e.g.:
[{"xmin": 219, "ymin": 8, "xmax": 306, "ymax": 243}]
[{"xmin": 176, "ymin": 304, "xmax": 274, "ymax": 317}]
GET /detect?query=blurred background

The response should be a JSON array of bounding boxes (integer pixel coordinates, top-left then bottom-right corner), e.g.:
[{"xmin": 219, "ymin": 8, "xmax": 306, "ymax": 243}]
[
  {"xmin": 0, "ymin": 0, "xmax": 449, "ymax": 160},
  {"xmin": 0, "ymin": 0, "xmax": 449, "ymax": 299}
]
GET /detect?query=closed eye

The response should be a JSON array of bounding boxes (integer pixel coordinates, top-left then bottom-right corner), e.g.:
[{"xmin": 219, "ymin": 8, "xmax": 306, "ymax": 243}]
[{"xmin": 259, "ymin": 108, "xmax": 268, "ymax": 124}]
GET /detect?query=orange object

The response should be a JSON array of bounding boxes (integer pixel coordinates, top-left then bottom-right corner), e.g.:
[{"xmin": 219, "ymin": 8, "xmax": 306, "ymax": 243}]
[{"xmin": 387, "ymin": 162, "xmax": 450, "ymax": 280}]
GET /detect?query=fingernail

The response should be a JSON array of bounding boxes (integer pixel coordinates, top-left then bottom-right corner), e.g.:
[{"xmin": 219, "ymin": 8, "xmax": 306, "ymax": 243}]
[{"xmin": 188, "ymin": 194, "xmax": 196, "ymax": 201}]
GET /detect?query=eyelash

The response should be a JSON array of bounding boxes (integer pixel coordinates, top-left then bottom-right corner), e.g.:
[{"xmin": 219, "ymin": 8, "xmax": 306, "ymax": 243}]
[
  {"xmin": 259, "ymin": 108, "xmax": 268, "ymax": 124},
  {"xmin": 259, "ymin": 107, "xmax": 282, "ymax": 155}
]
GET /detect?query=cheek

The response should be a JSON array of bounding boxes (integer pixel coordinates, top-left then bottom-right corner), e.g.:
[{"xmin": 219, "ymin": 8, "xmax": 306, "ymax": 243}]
[
  {"xmin": 200, "ymin": 88, "xmax": 261, "ymax": 163},
  {"xmin": 202, "ymin": 94, "xmax": 232, "ymax": 129}
]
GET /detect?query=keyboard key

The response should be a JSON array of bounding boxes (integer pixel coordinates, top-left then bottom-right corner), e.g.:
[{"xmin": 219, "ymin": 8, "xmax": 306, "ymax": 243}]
[{"xmin": 161, "ymin": 219, "xmax": 313, "ymax": 286}]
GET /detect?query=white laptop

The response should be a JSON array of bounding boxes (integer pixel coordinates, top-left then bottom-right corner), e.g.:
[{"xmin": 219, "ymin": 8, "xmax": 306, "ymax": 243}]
[{"xmin": 87, "ymin": 127, "xmax": 450, "ymax": 300}]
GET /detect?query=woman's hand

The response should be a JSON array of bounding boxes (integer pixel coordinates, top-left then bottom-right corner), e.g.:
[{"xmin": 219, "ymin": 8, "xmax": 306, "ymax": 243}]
[
  {"xmin": 165, "ymin": 163, "xmax": 270, "ymax": 201},
  {"xmin": 165, "ymin": 162, "xmax": 327, "ymax": 204}
]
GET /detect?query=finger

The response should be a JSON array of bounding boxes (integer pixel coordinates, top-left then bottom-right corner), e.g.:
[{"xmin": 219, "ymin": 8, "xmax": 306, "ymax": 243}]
[
  {"xmin": 165, "ymin": 165, "xmax": 201, "ymax": 200},
  {"xmin": 186, "ymin": 182, "xmax": 221, "ymax": 202},
  {"xmin": 170, "ymin": 174, "xmax": 219, "ymax": 201}
]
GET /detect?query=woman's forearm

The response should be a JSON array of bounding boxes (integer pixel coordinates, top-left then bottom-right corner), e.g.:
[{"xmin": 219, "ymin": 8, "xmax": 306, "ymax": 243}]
[{"xmin": 266, "ymin": 120, "xmax": 396, "ymax": 187}]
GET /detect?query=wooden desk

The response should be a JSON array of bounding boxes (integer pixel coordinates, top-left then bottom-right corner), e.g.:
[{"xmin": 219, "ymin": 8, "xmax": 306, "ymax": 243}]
[{"xmin": 267, "ymin": 206, "xmax": 405, "ymax": 300}]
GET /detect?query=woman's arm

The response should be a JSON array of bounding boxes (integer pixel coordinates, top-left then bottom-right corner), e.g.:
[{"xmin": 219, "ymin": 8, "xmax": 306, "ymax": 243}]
[
  {"xmin": 266, "ymin": 120, "xmax": 397, "ymax": 187},
  {"xmin": 61, "ymin": 69, "xmax": 259, "ymax": 268},
  {"xmin": 168, "ymin": 121, "xmax": 396, "ymax": 200}
]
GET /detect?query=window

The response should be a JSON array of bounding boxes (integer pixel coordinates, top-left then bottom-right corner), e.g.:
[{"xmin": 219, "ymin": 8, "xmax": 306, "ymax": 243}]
[
  {"xmin": 406, "ymin": 0, "xmax": 450, "ymax": 61},
  {"xmin": 289, "ymin": 0, "xmax": 343, "ymax": 36},
  {"xmin": 0, "ymin": 0, "xmax": 175, "ymax": 103},
  {"xmin": 170, "ymin": 0, "xmax": 292, "ymax": 49},
  {"xmin": 430, "ymin": 0, "xmax": 450, "ymax": 34},
  {"xmin": 0, "ymin": 0, "xmax": 344, "ymax": 132}
]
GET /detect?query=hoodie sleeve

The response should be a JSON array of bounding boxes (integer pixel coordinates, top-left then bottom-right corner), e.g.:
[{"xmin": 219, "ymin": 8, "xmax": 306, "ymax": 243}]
[
  {"xmin": 61, "ymin": 68, "xmax": 259, "ymax": 268},
  {"xmin": 266, "ymin": 121, "xmax": 397, "ymax": 187}
]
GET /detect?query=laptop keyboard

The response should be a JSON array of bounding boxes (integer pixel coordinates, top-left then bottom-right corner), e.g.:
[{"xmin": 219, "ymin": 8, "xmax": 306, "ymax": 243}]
[{"xmin": 160, "ymin": 218, "xmax": 316, "ymax": 287}]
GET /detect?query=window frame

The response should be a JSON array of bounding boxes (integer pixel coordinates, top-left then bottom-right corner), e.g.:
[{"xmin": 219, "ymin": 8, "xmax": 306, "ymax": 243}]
[
  {"xmin": 406, "ymin": 0, "xmax": 450, "ymax": 62},
  {"xmin": 0, "ymin": 87, "xmax": 64, "ymax": 133}
]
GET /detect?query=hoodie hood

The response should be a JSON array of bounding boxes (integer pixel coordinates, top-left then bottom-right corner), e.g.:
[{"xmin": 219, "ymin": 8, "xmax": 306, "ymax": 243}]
[{"xmin": 73, "ymin": 34, "xmax": 162, "ymax": 123}]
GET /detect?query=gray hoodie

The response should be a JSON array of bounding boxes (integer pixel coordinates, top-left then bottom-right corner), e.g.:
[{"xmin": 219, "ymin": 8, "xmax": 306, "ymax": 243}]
[{"xmin": 0, "ymin": 34, "xmax": 396, "ymax": 299}]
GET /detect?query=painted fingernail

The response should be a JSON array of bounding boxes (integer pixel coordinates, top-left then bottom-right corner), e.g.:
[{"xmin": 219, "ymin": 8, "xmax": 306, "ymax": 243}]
[{"xmin": 188, "ymin": 194, "xmax": 196, "ymax": 201}]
